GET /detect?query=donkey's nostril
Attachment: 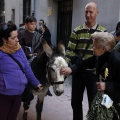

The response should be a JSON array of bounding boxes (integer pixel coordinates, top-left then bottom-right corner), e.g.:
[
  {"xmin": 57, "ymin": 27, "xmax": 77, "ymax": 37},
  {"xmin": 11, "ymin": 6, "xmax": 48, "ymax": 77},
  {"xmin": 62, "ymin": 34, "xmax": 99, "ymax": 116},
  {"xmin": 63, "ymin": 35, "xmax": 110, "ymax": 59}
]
[
  {"xmin": 55, "ymin": 90, "xmax": 64, "ymax": 96},
  {"xmin": 56, "ymin": 90, "xmax": 59, "ymax": 94}
]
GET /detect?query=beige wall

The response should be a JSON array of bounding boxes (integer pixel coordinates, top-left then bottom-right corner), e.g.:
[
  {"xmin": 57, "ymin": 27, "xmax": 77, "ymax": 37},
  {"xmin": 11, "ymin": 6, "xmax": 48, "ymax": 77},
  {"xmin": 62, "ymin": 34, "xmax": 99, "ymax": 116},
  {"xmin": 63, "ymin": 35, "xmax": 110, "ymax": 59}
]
[
  {"xmin": 4, "ymin": 0, "xmax": 120, "ymax": 43},
  {"xmin": 35, "ymin": 0, "xmax": 58, "ymax": 45},
  {"xmin": 5, "ymin": 0, "xmax": 23, "ymax": 28},
  {"xmin": 72, "ymin": 0, "xmax": 120, "ymax": 32}
]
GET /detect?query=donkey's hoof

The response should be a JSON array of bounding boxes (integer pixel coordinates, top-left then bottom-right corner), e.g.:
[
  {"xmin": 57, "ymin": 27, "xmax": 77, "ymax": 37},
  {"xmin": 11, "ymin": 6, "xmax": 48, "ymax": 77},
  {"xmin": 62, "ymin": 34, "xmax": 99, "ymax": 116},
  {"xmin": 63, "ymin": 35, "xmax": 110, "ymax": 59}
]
[{"xmin": 22, "ymin": 112, "xmax": 27, "ymax": 120}]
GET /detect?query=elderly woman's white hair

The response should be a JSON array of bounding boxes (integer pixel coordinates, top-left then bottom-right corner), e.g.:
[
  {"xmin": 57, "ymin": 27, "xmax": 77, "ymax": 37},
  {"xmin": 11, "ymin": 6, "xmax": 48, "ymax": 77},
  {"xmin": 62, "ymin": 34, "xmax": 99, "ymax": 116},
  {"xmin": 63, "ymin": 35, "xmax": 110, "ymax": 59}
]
[{"xmin": 91, "ymin": 32, "xmax": 116, "ymax": 51}]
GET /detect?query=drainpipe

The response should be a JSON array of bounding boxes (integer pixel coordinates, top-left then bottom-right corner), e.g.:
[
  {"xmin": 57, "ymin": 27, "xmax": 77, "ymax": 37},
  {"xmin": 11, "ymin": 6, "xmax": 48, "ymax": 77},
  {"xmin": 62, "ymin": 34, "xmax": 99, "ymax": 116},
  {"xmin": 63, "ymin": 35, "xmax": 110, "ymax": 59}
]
[
  {"xmin": 119, "ymin": 6, "xmax": 120, "ymax": 21},
  {"xmin": 31, "ymin": 0, "xmax": 35, "ymax": 16}
]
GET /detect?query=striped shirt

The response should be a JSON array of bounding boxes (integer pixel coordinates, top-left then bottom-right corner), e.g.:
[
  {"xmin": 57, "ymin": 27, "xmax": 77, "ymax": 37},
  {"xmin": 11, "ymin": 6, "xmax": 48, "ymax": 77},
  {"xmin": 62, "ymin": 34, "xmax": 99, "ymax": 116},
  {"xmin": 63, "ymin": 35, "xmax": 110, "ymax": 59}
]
[{"xmin": 66, "ymin": 23, "xmax": 107, "ymax": 63}]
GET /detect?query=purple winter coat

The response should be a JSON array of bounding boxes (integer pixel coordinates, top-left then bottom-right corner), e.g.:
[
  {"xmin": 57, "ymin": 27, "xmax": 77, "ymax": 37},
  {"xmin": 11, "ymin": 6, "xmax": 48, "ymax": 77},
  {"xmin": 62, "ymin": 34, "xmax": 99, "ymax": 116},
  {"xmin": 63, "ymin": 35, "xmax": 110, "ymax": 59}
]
[{"xmin": 0, "ymin": 48, "xmax": 40, "ymax": 95}]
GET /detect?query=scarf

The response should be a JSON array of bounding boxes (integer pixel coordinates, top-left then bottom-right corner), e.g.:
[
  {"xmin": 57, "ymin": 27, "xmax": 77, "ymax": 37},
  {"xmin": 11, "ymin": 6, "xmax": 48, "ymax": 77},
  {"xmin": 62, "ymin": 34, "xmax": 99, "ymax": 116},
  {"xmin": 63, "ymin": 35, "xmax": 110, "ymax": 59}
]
[{"xmin": 0, "ymin": 42, "xmax": 21, "ymax": 54}]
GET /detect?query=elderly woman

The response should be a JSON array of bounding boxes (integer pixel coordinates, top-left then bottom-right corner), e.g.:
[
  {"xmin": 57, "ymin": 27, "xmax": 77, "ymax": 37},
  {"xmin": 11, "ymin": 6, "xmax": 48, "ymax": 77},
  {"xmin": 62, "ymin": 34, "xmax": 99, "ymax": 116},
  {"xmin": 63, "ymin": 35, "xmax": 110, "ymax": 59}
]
[{"xmin": 61, "ymin": 32, "xmax": 120, "ymax": 119}]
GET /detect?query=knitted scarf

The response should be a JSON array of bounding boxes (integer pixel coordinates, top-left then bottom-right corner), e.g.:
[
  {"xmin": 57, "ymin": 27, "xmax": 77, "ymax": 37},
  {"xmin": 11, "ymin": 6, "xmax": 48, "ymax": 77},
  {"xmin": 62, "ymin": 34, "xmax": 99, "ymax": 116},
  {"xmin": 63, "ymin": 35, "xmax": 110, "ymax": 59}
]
[{"xmin": 0, "ymin": 42, "xmax": 21, "ymax": 54}]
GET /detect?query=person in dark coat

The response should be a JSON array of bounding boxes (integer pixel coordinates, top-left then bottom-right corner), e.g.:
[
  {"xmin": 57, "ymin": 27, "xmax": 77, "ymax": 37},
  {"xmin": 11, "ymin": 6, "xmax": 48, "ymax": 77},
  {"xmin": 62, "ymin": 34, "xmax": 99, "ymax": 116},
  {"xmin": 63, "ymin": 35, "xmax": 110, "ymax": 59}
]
[
  {"xmin": 40, "ymin": 24, "xmax": 52, "ymax": 46},
  {"xmin": 111, "ymin": 22, "xmax": 120, "ymax": 36},
  {"xmin": 114, "ymin": 30, "xmax": 120, "ymax": 52},
  {"xmin": 61, "ymin": 32, "xmax": 120, "ymax": 119},
  {"xmin": 18, "ymin": 16, "xmax": 43, "ymax": 61}
]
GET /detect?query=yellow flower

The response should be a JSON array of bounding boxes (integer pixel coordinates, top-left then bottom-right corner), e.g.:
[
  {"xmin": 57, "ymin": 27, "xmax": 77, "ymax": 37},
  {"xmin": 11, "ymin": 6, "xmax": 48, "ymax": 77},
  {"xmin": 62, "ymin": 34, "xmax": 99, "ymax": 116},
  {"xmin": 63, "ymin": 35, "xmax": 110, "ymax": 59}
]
[{"xmin": 104, "ymin": 68, "xmax": 109, "ymax": 80}]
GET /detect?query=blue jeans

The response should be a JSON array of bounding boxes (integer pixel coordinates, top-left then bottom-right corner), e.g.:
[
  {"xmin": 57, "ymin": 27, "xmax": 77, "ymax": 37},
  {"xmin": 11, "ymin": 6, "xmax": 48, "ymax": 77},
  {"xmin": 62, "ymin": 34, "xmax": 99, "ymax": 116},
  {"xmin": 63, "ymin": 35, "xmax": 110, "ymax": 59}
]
[{"xmin": 71, "ymin": 70, "xmax": 97, "ymax": 120}]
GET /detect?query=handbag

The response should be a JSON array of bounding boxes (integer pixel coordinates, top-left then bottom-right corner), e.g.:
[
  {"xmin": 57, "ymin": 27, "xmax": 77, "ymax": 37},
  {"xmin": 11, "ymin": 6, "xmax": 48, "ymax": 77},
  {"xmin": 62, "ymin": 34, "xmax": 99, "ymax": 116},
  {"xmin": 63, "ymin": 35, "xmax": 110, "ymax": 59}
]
[{"xmin": 8, "ymin": 54, "xmax": 34, "ymax": 103}]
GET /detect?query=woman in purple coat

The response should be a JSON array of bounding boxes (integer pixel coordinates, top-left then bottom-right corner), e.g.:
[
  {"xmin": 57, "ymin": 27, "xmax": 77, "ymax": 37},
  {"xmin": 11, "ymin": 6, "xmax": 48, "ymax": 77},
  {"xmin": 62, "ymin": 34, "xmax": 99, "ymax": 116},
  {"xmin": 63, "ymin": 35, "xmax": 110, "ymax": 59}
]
[{"xmin": 0, "ymin": 23, "xmax": 43, "ymax": 120}]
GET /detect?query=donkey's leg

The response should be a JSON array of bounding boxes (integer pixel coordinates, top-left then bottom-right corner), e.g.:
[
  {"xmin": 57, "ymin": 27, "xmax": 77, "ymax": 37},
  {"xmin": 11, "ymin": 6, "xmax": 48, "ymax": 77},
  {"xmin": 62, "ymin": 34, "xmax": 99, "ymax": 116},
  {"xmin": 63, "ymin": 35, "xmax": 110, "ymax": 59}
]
[
  {"xmin": 36, "ymin": 95, "xmax": 44, "ymax": 120},
  {"xmin": 22, "ymin": 102, "xmax": 30, "ymax": 120},
  {"xmin": 35, "ymin": 85, "xmax": 50, "ymax": 120}
]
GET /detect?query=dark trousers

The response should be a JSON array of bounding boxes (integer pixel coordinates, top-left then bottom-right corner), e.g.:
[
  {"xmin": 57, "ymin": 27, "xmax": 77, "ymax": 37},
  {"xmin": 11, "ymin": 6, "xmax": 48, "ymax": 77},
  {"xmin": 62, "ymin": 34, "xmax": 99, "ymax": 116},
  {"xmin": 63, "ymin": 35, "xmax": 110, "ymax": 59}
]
[
  {"xmin": 113, "ymin": 104, "xmax": 120, "ymax": 120},
  {"xmin": 0, "ymin": 93, "xmax": 22, "ymax": 120},
  {"xmin": 71, "ymin": 70, "xmax": 97, "ymax": 120}
]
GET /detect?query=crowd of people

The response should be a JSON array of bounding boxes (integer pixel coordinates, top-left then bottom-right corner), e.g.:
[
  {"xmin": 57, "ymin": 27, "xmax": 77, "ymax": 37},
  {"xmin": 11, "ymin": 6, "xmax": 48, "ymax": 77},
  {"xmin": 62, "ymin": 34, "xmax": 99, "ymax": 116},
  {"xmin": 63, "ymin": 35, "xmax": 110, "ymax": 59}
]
[{"xmin": 0, "ymin": 1, "xmax": 120, "ymax": 120}]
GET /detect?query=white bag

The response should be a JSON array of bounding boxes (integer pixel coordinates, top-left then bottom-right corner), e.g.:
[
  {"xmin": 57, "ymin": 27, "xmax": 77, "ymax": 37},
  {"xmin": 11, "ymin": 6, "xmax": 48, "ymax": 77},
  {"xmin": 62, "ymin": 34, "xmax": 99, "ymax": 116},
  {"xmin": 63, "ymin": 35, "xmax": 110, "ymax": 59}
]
[{"xmin": 101, "ymin": 94, "xmax": 113, "ymax": 109}]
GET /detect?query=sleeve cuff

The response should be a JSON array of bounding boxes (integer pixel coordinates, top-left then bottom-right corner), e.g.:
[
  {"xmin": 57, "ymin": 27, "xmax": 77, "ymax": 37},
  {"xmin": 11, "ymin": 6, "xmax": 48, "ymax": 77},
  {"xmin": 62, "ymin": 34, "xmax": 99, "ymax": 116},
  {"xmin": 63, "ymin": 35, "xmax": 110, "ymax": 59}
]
[{"xmin": 70, "ymin": 64, "xmax": 78, "ymax": 73}]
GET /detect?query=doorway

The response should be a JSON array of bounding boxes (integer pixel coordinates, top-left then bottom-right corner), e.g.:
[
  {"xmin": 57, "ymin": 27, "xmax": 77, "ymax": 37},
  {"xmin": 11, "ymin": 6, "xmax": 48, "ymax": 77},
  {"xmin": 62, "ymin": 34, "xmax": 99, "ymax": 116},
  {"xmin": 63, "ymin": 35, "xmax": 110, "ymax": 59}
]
[
  {"xmin": 57, "ymin": 0, "xmax": 73, "ymax": 48},
  {"xmin": 23, "ymin": 0, "xmax": 31, "ymax": 23}
]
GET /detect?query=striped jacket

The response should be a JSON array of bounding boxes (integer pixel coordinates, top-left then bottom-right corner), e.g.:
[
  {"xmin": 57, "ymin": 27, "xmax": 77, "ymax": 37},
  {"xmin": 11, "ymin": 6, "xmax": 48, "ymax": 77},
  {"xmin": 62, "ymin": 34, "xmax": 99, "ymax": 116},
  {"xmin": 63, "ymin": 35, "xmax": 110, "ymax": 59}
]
[{"xmin": 66, "ymin": 23, "xmax": 107, "ymax": 63}]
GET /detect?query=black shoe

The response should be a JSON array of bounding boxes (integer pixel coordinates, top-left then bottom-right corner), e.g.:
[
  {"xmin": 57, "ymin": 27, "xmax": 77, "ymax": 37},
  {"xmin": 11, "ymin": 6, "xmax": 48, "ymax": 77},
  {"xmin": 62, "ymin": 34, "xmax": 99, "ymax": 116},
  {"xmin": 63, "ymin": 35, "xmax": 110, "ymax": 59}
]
[{"xmin": 47, "ymin": 89, "xmax": 52, "ymax": 96}]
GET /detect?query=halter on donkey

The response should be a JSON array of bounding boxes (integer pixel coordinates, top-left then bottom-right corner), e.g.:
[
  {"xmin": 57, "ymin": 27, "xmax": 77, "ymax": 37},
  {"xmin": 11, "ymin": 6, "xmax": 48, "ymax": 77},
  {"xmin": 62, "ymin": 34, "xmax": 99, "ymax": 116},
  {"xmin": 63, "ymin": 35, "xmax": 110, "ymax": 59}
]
[{"xmin": 22, "ymin": 40, "xmax": 68, "ymax": 120}]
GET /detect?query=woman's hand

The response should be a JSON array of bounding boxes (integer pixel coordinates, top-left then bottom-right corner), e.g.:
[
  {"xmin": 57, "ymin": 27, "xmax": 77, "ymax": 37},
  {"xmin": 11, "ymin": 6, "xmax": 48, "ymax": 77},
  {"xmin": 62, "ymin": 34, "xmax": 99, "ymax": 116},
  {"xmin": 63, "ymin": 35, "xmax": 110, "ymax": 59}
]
[
  {"xmin": 29, "ymin": 53, "xmax": 37, "ymax": 57},
  {"xmin": 37, "ymin": 84, "xmax": 43, "ymax": 91},
  {"xmin": 96, "ymin": 82, "xmax": 106, "ymax": 91},
  {"xmin": 60, "ymin": 67, "xmax": 72, "ymax": 75}
]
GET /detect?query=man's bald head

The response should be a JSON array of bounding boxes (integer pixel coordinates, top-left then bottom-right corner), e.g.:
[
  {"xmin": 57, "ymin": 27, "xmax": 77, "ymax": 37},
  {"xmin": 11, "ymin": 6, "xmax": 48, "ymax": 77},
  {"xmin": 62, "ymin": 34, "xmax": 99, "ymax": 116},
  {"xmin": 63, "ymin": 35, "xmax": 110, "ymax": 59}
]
[
  {"xmin": 85, "ymin": 2, "xmax": 98, "ymax": 12},
  {"xmin": 85, "ymin": 2, "xmax": 99, "ymax": 27}
]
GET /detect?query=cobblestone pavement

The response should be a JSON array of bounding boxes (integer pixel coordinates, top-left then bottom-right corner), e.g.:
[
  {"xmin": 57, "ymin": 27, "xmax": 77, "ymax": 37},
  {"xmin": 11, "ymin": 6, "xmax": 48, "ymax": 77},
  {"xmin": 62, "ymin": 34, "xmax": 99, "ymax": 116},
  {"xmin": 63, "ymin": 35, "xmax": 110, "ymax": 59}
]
[{"xmin": 17, "ymin": 75, "xmax": 88, "ymax": 120}]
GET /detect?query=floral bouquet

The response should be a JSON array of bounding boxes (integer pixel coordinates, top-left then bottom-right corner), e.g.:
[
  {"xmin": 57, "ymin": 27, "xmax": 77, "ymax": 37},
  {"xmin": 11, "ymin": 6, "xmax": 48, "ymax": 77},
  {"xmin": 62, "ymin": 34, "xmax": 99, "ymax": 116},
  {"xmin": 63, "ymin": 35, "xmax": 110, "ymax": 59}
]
[
  {"xmin": 86, "ymin": 68, "xmax": 119, "ymax": 120},
  {"xmin": 86, "ymin": 91, "xmax": 119, "ymax": 120}
]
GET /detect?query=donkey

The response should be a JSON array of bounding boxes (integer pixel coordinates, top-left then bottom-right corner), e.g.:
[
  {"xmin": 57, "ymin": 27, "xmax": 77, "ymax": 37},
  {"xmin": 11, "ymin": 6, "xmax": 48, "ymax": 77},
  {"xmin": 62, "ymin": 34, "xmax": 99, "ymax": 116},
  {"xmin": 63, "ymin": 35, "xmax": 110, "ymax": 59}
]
[{"xmin": 22, "ymin": 40, "xmax": 68, "ymax": 120}]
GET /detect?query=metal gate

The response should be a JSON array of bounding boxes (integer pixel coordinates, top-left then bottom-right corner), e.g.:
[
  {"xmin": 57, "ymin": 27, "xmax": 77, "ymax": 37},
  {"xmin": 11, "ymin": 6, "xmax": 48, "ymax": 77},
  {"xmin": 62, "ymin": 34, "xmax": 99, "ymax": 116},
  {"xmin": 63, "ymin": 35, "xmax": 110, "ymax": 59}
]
[
  {"xmin": 57, "ymin": 0, "xmax": 73, "ymax": 48},
  {"xmin": 23, "ymin": 0, "xmax": 31, "ymax": 23}
]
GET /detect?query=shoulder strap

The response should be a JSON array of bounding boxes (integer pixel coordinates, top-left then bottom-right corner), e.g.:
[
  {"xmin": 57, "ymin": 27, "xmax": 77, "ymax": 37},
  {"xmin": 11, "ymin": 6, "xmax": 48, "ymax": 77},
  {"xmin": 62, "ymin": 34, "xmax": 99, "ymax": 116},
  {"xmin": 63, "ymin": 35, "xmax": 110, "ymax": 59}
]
[
  {"xmin": 82, "ymin": 24, "xmax": 99, "ymax": 58},
  {"xmin": 8, "ymin": 54, "xmax": 25, "ymax": 73},
  {"xmin": 32, "ymin": 32, "xmax": 43, "ymax": 53}
]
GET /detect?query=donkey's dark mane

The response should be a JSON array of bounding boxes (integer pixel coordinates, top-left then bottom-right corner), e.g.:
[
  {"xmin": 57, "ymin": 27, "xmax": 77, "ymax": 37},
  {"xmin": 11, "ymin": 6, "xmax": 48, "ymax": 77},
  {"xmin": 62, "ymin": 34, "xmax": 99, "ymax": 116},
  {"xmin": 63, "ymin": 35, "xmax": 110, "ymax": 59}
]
[{"xmin": 31, "ymin": 52, "xmax": 49, "ymax": 84}]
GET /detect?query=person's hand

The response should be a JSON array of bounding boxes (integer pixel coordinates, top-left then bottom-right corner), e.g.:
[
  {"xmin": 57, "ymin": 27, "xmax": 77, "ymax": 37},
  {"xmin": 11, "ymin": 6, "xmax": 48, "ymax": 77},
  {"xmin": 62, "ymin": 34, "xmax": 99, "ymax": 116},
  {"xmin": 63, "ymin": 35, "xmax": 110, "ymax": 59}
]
[
  {"xmin": 60, "ymin": 67, "xmax": 72, "ymax": 75},
  {"xmin": 96, "ymin": 82, "xmax": 106, "ymax": 91},
  {"xmin": 37, "ymin": 84, "xmax": 43, "ymax": 91},
  {"xmin": 29, "ymin": 54, "xmax": 33, "ymax": 57},
  {"xmin": 29, "ymin": 53, "xmax": 37, "ymax": 57}
]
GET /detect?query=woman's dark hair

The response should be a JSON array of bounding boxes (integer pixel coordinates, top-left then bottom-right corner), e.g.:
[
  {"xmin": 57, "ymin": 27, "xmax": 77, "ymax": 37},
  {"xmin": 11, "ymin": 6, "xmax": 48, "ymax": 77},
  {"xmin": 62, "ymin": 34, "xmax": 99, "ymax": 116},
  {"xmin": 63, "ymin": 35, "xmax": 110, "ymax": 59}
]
[
  {"xmin": 42, "ymin": 24, "xmax": 47, "ymax": 30},
  {"xmin": 7, "ymin": 20, "xmax": 14, "ymax": 26},
  {"xmin": 0, "ymin": 23, "xmax": 17, "ymax": 46},
  {"xmin": 116, "ymin": 22, "xmax": 120, "ymax": 31},
  {"xmin": 116, "ymin": 30, "xmax": 120, "ymax": 37},
  {"xmin": 39, "ymin": 19, "xmax": 44, "ymax": 24},
  {"xmin": 25, "ymin": 16, "xmax": 37, "ymax": 23},
  {"xmin": 19, "ymin": 23, "xmax": 25, "ymax": 27}
]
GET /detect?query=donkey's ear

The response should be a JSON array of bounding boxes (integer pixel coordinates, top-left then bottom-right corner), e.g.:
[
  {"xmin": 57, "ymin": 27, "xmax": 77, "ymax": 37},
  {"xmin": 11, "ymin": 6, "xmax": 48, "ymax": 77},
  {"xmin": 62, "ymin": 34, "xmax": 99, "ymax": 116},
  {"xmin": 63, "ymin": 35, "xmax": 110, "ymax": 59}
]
[
  {"xmin": 41, "ymin": 39, "xmax": 53, "ymax": 58},
  {"xmin": 57, "ymin": 40, "xmax": 66, "ymax": 56}
]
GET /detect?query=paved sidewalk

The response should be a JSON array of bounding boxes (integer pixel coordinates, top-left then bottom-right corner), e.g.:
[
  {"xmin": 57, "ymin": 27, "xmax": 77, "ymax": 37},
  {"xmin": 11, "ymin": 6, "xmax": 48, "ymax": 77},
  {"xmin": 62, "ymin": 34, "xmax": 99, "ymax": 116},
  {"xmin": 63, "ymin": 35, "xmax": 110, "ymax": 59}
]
[{"xmin": 17, "ymin": 75, "xmax": 88, "ymax": 120}]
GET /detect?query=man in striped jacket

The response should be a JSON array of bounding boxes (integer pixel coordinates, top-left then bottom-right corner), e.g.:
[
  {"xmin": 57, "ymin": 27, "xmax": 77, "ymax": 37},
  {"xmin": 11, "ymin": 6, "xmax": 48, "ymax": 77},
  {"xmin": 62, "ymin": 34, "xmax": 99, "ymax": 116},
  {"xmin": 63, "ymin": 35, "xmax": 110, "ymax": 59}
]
[{"xmin": 65, "ymin": 2, "xmax": 107, "ymax": 120}]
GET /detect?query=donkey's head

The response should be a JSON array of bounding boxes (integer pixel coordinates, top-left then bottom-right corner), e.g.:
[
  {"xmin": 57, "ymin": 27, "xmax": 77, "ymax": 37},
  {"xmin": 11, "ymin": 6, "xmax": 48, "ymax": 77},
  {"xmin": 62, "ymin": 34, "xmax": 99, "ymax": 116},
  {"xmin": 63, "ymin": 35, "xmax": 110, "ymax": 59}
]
[{"xmin": 42, "ymin": 40, "xmax": 68, "ymax": 96}]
